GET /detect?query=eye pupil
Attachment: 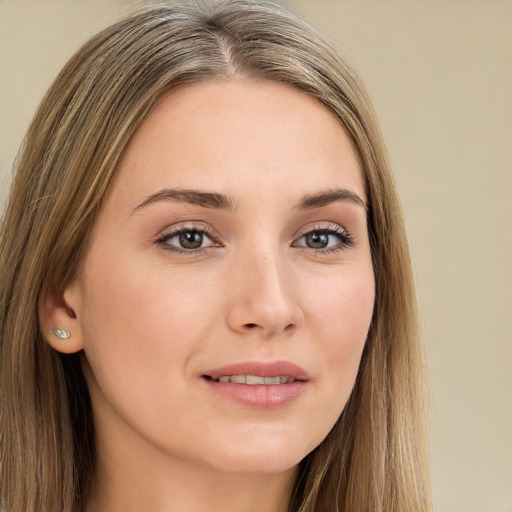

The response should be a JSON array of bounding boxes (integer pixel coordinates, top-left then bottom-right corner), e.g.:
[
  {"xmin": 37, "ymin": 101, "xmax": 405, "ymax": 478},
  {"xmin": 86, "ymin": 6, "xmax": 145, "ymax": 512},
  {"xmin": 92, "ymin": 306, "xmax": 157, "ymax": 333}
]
[
  {"xmin": 306, "ymin": 232, "xmax": 329, "ymax": 249},
  {"xmin": 179, "ymin": 231, "xmax": 203, "ymax": 249}
]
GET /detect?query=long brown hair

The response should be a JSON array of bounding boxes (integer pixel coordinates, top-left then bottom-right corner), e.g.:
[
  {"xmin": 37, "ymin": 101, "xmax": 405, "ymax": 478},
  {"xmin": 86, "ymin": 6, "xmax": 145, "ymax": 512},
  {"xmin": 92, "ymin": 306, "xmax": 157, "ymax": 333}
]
[{"xmin": 0, "ymin": 1, "xmax": 431, "ymax": 510}]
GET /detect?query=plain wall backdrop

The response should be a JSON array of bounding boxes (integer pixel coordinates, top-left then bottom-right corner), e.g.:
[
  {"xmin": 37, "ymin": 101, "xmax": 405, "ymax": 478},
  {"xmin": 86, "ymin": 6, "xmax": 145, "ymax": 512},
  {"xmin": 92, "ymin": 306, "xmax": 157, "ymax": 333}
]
[{"xmin": 0, "ymin": 1, "xmax": 511, "ymax": 511}]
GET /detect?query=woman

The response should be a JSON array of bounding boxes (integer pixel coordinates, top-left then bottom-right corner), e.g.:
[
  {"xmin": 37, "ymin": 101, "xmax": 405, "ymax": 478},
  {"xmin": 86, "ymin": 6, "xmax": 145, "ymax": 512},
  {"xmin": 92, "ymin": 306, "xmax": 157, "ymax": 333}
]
[{"xmin": 0, "ymin": 1, "xmax": 431, "ymax": 511}]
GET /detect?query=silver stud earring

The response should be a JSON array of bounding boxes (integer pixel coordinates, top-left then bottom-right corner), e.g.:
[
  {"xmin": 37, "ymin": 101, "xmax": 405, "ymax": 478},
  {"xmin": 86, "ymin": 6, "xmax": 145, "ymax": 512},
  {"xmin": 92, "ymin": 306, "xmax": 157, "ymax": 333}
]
[{"xmin": 50, "ymin": 326, "xmax": 71, "ymax": 341}]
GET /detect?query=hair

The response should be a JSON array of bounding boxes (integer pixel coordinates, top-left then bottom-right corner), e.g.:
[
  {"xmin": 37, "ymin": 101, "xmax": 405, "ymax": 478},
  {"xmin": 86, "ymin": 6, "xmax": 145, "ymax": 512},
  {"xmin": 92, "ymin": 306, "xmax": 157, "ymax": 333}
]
[{"xmin": 0, "ymin": 1, "xmax": 432, "ymax": 511}]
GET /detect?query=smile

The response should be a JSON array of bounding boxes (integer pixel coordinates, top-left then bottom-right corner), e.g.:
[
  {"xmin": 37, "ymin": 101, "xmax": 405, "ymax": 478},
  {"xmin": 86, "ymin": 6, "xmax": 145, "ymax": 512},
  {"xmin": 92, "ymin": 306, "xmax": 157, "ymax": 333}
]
[
  {"xmin": 213, "ymin": 375, "xmax": 296, "ymax": 384},
  {"xmin": 203, "ymin": 361, "xmax": 309, "ymax": 409}
]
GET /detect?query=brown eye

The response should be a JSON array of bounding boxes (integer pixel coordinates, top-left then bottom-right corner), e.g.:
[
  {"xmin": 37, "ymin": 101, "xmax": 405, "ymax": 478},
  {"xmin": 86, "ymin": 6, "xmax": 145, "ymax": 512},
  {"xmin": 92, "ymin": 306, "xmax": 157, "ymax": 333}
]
[
  {"xmin": 159, "ymin": 228, "xmax": 216, "ymax": 252},
  {"xmin": 178, "ymin": 231, "xmax": 204, "ymax": 249}
]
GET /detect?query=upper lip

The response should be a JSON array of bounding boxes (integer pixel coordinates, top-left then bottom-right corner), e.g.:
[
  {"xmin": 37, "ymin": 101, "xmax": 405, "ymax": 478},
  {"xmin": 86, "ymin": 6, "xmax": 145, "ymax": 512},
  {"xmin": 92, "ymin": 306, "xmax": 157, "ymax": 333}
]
[{"xmin": 203, "ymin": 360, "xmax": 309, "ymax": 381}]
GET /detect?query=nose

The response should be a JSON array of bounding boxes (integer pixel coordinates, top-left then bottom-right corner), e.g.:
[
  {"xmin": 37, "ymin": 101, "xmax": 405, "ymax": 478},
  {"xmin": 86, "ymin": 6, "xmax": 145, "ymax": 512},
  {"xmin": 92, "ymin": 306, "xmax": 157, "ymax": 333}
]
[{"xmin": 226, "ymin": 248, "xmax": 304, "ymax": 339}]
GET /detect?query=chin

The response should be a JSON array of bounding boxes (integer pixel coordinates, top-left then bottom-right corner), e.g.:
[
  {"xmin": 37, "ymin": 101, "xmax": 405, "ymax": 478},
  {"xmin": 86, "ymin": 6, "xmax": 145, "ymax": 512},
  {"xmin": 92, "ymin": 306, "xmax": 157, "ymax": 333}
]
[
  {"xmin": 211, "ymin": 451, "xmax": 301, "ymax": 476},
  {"xmin": 200, "ymin": 429, "xmax": 321, "ymax": 476}
]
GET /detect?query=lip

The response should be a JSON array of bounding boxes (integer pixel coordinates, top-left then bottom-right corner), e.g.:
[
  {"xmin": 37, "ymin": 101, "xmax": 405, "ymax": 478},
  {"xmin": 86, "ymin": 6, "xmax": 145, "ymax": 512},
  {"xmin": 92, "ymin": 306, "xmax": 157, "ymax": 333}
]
[
  {"xmin": 202, "ymin": 360, "xmax": 309, "ymax": 409},
  {"xmin": 204, "ymin": 360, "xmax": 310, "ymax": 381}
]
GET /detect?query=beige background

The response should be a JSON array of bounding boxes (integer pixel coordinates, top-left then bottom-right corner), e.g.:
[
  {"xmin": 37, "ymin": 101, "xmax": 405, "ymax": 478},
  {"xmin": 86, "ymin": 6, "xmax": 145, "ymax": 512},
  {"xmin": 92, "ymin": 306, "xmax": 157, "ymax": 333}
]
[{"xmin": 1, "ymin": 0, "xmax": 511, "ymax": 510}]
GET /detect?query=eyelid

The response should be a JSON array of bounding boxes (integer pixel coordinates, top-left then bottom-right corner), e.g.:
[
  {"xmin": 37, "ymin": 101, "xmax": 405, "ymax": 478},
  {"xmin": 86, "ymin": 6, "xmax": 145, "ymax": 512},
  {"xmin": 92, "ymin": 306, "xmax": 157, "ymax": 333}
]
[
  {"xmin": 292, "ymin": 222, "xmax": 354, "ymax": 252},
  {"xmin": 154, "ymin": 221, "xmax": 354, "ymax": 255},
  {"xmin": 155, "ymin": 222, "xmax": 221, "ymax": 252},
  {"xmin": 293, "ymin": 221, "xmax": 348, "ymax": 239}
]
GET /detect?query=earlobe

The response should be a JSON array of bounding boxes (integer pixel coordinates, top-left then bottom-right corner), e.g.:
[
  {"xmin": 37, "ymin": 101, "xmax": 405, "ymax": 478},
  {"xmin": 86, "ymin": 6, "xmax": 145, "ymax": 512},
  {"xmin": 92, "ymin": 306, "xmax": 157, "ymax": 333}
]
[
  {"xmin": 39, "ymin": 283, "xmax": 84, "ymax": 354},
  {"xmin": 49, "ymin": 326, "xmax": 72, "ymax": 341}
]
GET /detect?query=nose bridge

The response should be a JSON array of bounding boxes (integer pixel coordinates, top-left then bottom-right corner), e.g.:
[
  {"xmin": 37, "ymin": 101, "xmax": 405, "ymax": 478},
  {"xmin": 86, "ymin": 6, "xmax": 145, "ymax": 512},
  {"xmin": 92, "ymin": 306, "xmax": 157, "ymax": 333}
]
[
  {"xmin": 227, "ymin": 239, "xmax": 302, "ymax": 337},
  {"xmin": 250, "ymin": 245, "xmax": 291, "ymax": 305}
]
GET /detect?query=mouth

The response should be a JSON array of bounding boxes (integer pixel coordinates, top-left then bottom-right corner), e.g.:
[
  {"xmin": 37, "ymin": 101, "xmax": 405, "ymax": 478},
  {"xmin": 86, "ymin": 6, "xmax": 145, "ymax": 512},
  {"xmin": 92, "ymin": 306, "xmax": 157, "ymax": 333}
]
[
  {"xmin": 202, "ymin": 361, "xmax": 309, "ymax": 409},
  {"xmin": 205, "ymin": 375, "xmax": 297, "ymax": 385},
  {"xmin": 203, "ymin": 360, "xmax": 309, "ymax": 383}
]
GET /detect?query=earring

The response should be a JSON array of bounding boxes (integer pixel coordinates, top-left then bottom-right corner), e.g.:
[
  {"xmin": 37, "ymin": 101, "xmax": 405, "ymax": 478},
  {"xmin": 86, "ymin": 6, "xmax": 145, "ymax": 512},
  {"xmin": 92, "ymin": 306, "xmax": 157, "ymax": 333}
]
[{"xmin": 50, "ymin": 326, "xmax": 71, "ymax": 341}]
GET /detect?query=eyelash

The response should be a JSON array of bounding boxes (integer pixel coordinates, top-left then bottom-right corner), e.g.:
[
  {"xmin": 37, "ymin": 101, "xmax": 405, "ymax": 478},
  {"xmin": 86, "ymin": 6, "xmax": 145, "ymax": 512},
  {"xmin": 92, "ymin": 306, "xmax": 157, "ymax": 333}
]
[
  {"xmin": 156, "ymin": 223, "xmax": 354, "ymax": 255},
  {"xmin": 293, "ymin": 223, "xmax": 354, "ymax": 254},
  {"xmin": 156, "ymin": 224, "xmax": 219, "ymax": 255}
]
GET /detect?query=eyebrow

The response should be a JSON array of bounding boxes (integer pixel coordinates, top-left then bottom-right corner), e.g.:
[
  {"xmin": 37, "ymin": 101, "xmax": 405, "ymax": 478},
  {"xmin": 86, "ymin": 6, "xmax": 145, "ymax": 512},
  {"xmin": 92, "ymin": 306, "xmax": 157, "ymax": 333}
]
[
  {"xmin": 132, "ymin": 188, "xmax": 236, "ymax": 213},
  {"xmin": 132, "ymin": 186, "xmax": 366, "ymax": 215},
  {"xmin": 296, "ymin": 189, "xmax": 367, "ymax": 210}
]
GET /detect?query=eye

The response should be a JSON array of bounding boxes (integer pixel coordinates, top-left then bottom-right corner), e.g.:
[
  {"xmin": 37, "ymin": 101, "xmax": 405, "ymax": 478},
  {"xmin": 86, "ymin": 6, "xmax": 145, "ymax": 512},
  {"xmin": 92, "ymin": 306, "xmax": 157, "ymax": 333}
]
[
  {"xmin": 293, "ymin": 226, "xmax": 353, "ymax": 253},
  {"xmin": 157, "ymin": 227, "xmax": 217, "ymax": 252}
]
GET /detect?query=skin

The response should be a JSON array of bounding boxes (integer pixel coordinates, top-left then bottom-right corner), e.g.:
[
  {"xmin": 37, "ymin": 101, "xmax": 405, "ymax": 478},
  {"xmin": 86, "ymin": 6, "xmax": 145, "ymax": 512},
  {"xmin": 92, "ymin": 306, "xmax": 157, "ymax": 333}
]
[{"xmin": 45, "ymin": 79, "xmax": 375, "ymax": 512}]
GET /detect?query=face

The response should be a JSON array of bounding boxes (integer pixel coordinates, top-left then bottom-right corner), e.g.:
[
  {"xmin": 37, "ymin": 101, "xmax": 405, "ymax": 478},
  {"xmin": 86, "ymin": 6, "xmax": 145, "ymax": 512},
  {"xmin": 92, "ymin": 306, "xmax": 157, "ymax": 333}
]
[{"xmin": 65, "ymin": 80, "xmax": 375, "ymax": 477}]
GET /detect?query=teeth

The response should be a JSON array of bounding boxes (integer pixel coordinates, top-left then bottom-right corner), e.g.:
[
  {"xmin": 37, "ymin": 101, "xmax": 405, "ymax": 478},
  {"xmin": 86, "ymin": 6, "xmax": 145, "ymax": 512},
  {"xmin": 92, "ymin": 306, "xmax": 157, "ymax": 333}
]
[
  {"xmin": 214, "ymin": 375, "xmax": 296, "ymax": 385},
  {"xmin": 246, "ymin": 375, "xmax": 265, "ymax": 385}
]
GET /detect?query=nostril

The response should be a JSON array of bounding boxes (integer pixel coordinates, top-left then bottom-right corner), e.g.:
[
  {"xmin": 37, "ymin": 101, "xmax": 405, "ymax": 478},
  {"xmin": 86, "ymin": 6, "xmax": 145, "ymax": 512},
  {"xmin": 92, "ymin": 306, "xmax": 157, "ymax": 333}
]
[{"xmin": 245, "ymin": 323, "xmax": 257, "ymax": 329}]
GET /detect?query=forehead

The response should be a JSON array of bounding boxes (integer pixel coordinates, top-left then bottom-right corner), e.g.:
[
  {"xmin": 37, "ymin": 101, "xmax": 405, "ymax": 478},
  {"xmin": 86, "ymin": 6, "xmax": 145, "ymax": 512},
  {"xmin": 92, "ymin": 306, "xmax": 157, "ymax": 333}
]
[{"xmin": 110, "ymin": 79, "xmax": 364, "ymax": 210}]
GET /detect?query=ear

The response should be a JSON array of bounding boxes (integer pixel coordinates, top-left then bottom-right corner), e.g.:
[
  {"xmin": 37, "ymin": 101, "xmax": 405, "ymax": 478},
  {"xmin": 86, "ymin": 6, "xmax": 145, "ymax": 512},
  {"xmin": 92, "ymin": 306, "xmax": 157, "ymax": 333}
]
[{"xmin": 39, "ymin": 280, "xmax": 84, "ymax": 354}]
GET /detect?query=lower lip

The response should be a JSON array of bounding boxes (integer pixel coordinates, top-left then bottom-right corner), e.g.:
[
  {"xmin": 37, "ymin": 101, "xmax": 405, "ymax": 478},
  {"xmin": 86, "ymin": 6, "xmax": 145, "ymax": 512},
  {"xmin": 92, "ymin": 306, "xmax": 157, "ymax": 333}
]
[{"xmin": 204, "ymin": 379, "xmax": 307, "ymax": 409}]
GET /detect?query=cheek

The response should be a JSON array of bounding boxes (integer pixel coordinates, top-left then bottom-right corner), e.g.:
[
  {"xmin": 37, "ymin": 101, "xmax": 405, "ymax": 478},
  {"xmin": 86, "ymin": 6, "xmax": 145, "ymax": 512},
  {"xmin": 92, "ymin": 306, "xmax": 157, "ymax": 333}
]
[
  {"xmin": 306, "ymin": 265, "xmax": 374, "ymax": 404},
  {"xmin": 82, "ymin": 253, "xmax": 215, "ymax": 342},
  {"xmin": 79, "ymin": 255, "xmax": 216, "ymax": 407},
  {"xmin": 307, "ymin": 261, "xmax": 374, "ymax": 337}
]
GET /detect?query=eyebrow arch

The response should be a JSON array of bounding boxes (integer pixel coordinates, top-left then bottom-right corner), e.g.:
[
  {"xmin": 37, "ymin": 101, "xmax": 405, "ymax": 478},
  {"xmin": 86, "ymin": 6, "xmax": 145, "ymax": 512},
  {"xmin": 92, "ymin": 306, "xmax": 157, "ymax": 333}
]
[
  {"xmin": 132, "ymin": 188, "xmax": 237, "ymax": 214},
  {"xmin": 296, "ymin": 188, "xmax": 367, "ymax": 210}
]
